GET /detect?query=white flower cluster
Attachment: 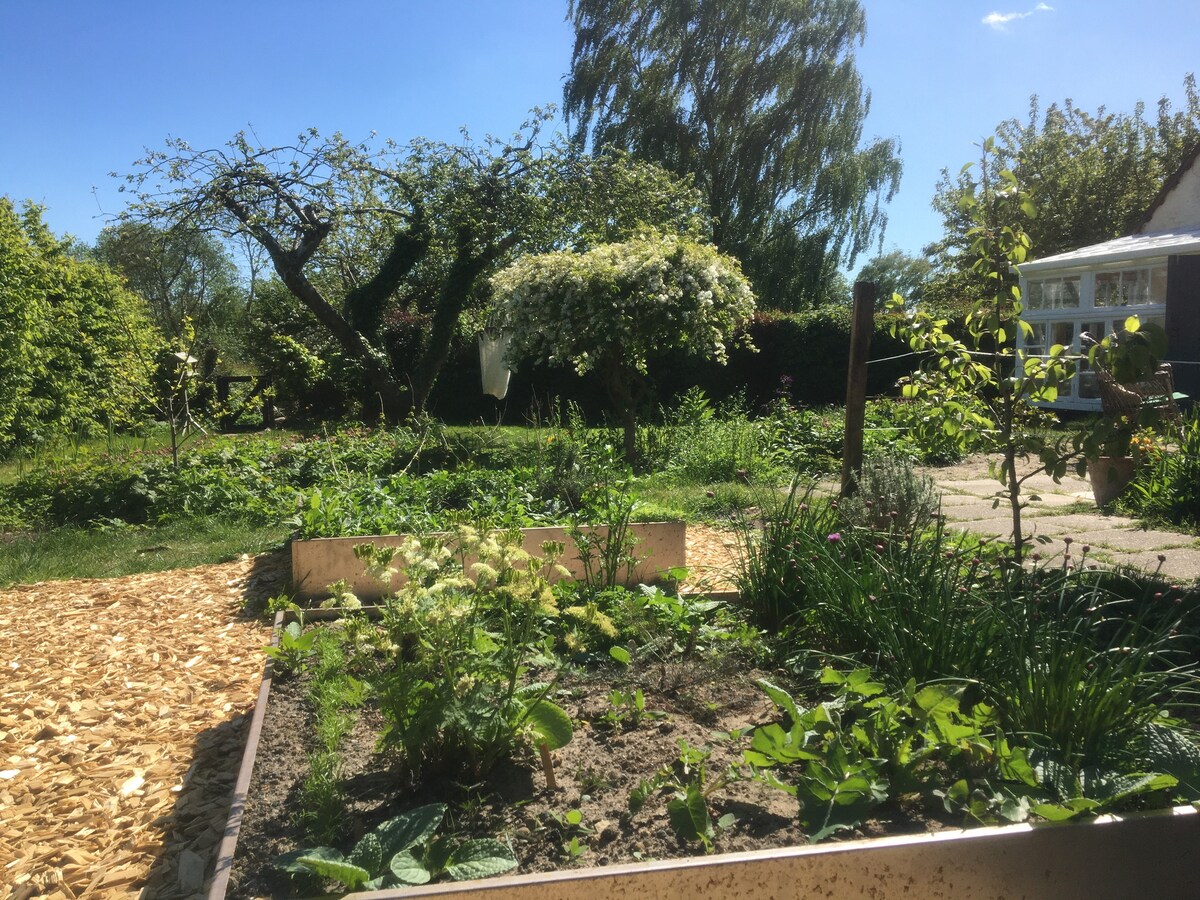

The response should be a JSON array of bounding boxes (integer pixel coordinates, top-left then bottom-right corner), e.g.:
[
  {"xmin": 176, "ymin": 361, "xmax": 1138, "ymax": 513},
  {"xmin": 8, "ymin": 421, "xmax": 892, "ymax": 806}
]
[{"xmin": 491, "ymin": 232, "xmax": 756, "ymax": 376}]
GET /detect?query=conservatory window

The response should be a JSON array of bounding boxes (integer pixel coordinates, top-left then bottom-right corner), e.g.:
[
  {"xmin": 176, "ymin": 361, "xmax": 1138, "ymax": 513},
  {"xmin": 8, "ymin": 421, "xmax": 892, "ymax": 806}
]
[
  {"xmin": 1025, "ymin": 276, "xmax": 1080, "ymax": 309},
  {"xmin": 1094, "ymin": 266, "xmax": 1167, "ymax": 307},
  {"xmin": 1024, "ymin": 321, "xmax": 1076, "ymax": 357}
]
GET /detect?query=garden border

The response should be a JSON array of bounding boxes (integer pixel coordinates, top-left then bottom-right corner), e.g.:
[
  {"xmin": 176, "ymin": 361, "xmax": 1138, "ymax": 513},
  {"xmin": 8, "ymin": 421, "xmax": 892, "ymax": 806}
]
[
  {"xmin": 290, "ymin": 522, "xmax": 687, "ymax": 601},
  {"xmin": 207, "ymin": 612, "xmax": 1200, "ymax": 900}
]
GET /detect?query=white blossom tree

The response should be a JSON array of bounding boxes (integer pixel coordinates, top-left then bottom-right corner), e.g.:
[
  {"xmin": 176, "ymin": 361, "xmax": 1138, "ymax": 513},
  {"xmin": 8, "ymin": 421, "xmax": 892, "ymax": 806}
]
[{"xmin": 492, "ymin": 231, "xmax": 755, "ymax": 461}]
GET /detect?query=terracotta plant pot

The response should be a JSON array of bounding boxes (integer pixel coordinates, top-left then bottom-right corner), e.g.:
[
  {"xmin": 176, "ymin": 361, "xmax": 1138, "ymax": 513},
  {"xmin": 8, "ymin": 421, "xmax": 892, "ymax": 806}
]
[{"xmin": 1086, "ymin": 455, "xmax": 1137, "ymax": 506}]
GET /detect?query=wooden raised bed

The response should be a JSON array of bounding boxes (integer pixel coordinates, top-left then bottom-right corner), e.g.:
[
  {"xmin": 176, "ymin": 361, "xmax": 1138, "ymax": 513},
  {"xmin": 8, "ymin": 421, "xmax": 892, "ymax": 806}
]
[
  {"xmin": 290, "ymin": 522, "xmax": 687, "ymax": 602},
  {"xmin": 208, "ymin": 610, "xmax": 1200, "ymax": 900}
]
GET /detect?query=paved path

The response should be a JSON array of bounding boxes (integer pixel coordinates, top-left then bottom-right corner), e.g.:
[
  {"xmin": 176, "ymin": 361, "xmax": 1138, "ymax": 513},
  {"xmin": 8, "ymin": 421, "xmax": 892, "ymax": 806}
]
[{"xmin": 924, "ymin": 456, "xmax": 1200, "ymax": 582}]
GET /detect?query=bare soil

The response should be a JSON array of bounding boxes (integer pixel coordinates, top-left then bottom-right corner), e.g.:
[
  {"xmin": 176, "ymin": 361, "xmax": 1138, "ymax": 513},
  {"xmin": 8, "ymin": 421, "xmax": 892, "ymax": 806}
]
[{"xmin": 225, "ymin": 640, "xmax": 950, "ymax": 900}]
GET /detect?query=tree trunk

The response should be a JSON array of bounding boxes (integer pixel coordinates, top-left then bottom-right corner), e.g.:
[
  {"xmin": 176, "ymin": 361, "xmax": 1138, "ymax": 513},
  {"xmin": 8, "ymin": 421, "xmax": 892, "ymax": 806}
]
[
  {"xmin": 276, "ymin": 267, "xmax": 410, "ymax": 423},
  {"xmin": 603, "ymin": 357, "xmax": 639, "ymax": 464},
  {"xmin": 410, "ymin": 230, "xmax": 518, "ymax": 411},
  {"xmin": 221, "ymin": 196, "xmax": 411, "ymax": 424}
]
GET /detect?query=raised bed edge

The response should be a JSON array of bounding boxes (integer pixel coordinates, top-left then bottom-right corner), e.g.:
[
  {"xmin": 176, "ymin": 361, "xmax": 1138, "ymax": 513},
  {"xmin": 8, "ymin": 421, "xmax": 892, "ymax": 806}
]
[
  {"xmin": 206, "ymin": 610, "xmax": 284, "ymax": 900},
  {"xmin": 291, "ymin": 522, "xmax": 687, "ymax": 601}
]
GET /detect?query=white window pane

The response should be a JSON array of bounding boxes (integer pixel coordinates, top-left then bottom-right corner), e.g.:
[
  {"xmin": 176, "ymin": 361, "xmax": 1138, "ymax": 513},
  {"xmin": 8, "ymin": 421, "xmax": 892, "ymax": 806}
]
[
  {"xmin": 1061, "ymin": 278, "xmax": 1079, "ymax": 307},
  {"xmin": 1149, "ymin": 267, "xmax": 1167, "ymax": 304}
]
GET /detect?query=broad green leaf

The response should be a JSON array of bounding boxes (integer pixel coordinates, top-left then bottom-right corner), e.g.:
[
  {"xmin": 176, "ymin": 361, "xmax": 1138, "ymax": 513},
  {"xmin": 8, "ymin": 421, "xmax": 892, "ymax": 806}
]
[
  {"xmin": 999, "ymin": 793, "xmax": 1032, "ymax": 823},
  {"xmin": 755, "ymin": 678, "xmax": 802, "ymax": 725},
  {"xmin": 388, "ymin": 849, "xmax": 433, "ymax": 885},
  {"xmin": 842, "ymin": 669, "xmax": 884, "ymax": 697},
  {"xmin": 609, "ymin": 645, "xmax": 631, "ymax": 665},
  {"xmin": 445, "ymin": 839, "xmax": 518, "ymax": 881},
  {"xmin": 523, "ymin": 698, "xmax": 573, "ymax": 750},
  {"xmin": 746, "ymin": 722, "xmax": 820, "ymax": 766},
  {"xmin": 375, "ymin": 803, "xmax": 447, "ymax": 857},
  {"xmin": 276, "ymin": 847, "xmax": 323, "ymax": 876},
  {"xmin": 349, "ymin": 832, "xmax": 383, "ymax": 877},
  {"xmin": 1032, "ymin": 798, "xmax": 1100, "ymax": 821},
  {"xmin": 1090, "ymin": 772, "xmax": 1177, "ymax": 804},
  {"xmin": 294, "ymin": 848, "xmax": 371, "ymax": 889},
  {"xmin": 667, "ymin": 785, "xmax": 712, "ymax": 845},
  {"xmin": 1140, "ymin": 723, "xmax": 1200, "ymax": 793}
]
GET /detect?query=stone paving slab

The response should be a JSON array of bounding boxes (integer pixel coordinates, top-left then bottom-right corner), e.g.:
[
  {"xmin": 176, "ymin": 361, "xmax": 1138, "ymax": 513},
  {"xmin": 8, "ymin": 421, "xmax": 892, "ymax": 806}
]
[
  {"xmin": 1114, "ymin": 548, "xmax": 1200, "ymax": 582},
  {"xmin": 925, "ymin": 454, "xmax": 1200, "ymax": 583},
  {"xmin": 1024, "ymin": 493, "xmax": 1092, "ymax": 509},
  {"xmin": 1082, "ymin": 529, "xmax": 1198, "ymax": 552},
  {"xmin": 938, "ymin": 493, "xmax": 986, "ymax": 508}
]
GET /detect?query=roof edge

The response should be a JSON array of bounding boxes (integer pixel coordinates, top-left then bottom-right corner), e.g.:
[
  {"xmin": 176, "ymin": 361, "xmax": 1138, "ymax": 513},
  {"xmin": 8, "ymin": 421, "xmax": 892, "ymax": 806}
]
[{"xmin": 1135, "ymin": 141, "xmax": 1200, "ymax": 233}]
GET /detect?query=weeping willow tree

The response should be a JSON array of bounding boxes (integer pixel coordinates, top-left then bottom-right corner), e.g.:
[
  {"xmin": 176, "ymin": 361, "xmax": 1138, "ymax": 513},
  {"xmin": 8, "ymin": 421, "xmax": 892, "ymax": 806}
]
[{"xmin": 564, "ymin": 0, "xmax": 901, "ymax": 310}]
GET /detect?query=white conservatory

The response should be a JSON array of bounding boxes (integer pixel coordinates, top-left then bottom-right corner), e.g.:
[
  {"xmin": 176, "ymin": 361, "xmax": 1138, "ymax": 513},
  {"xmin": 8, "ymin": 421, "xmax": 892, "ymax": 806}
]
[{"xmin": 1018, "ymin": 145, "xmax": 1200, "ymax": 410}]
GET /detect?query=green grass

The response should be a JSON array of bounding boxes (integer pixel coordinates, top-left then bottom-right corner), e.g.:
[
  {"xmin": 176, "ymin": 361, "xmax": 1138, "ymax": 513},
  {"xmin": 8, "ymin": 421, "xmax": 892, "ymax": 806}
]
[{"xmin": 0, "ymin": 518, "xmax": 290, "ymax": 588}]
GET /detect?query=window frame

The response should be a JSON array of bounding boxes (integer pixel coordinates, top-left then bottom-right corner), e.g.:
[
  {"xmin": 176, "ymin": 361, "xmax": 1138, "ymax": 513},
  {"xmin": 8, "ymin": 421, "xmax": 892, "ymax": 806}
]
[{"xmin": 1018, "ymin": 259, "xmax": 1168, "ymax": 409}]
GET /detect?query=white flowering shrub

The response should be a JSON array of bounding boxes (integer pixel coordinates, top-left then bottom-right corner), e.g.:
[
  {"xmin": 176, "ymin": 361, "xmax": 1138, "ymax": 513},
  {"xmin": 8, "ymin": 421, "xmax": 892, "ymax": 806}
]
[{"xmin": 492, "ymin": 231, "xmax": 756, "ymax": 459}]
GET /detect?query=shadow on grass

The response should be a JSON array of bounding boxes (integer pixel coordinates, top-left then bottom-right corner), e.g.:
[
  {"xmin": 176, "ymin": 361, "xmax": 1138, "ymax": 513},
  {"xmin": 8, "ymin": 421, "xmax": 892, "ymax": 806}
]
[{"xmin": 0, "ymin": 519, "xmax": 291, "ymax": 589}]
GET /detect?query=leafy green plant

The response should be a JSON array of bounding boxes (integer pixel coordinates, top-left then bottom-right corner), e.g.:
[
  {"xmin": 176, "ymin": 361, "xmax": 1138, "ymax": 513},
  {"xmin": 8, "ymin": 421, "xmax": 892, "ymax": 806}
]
[
  {"xmin": 264, "ymin": 619, "xmax": 317, "ymax": 675},
  {"xmin": 745, "ymin": 665, "xmax": 1198, "ymax": 840},
  {"xmin": 568, "ymin": 444, "xmax": 642, "ymax": 593},
  {"xmin": 299, "ymin": 629, "xmax": 366, "ymax": 843},
  {"xmin": 1126, "ymin": 413, "xmax": 1200, "ymax": 528},
  {"xmin": 598, "ymin": 687, "xmax": 664, "ymax": 729},
  {"xmin": 369, "ymin": 528, "xmax": 574, "ymax": 779},
  {"xmin": 278, "ymin": 802, "xmax": 517, "ymax": 892},
  {"xmin": 889, "ymin": 140, "xmax": 1081, "ymax": 563},
  {"xmin": 606, "ymin": 582, "xmax": 735, "ymax": 668},
  {"xmin": 628, "ymin": 739, "xmax": 739, "ymax": 852},
  {"xmin": 545, "ymin": 807, "xmax": 591, "ymax": 861}
]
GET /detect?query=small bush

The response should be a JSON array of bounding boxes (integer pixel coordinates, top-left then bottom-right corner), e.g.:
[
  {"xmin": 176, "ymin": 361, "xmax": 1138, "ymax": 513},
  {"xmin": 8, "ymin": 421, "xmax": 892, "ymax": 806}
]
[
  {"xmin": 1125, "ymin": 414, "xmax": 1200, "ymax": 529},
  {"xmin": 840, "ymin": 453, "xmax": 940, "ymax": 536}
]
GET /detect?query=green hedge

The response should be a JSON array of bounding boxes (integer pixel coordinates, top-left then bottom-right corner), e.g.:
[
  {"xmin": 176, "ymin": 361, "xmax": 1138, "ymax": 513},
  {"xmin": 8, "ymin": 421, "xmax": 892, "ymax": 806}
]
[{"xmin": 426, "ymin": 307, "xmax": 914, "ymax": 423}]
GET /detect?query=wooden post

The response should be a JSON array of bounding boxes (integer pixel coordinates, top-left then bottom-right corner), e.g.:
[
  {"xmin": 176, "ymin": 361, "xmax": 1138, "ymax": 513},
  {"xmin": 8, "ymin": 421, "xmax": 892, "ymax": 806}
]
[{"xmin": 841, "ymin": 281, "xmax": 877, "ymax": 496}]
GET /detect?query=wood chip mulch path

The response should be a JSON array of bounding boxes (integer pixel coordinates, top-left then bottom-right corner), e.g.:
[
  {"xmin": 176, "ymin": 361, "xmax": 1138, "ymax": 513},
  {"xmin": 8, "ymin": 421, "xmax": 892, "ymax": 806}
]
[
  {"xmin": 0, "ymin": 529, "xmax": 740, "ymax": 900},
  {"xmin": 0, "ymin": 553, "xmax": 287, "ymax": 900}
]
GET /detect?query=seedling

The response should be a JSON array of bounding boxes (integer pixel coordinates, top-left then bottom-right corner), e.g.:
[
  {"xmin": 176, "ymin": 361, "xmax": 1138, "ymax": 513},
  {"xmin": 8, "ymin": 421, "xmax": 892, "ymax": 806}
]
[
  {"xmin": 599, "ymin": 687, "xmax": 665, "ymax": 729},
  {"xmin": 628, "ymin": 739, "xmax": 740, "ymax": 853},
  {"xmin": 546, "ymin": 807, "xmax": 591, "ymax": 861},
  {"xmin": 264, "ymin": 618, "xmax": 317, "ymax": 675}
]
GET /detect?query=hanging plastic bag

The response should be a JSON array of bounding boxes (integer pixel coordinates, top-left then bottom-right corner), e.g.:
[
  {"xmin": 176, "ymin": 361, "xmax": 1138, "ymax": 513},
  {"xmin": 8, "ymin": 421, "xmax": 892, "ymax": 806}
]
[{"xmin": 479, "ymin": 330, "xmax": 513, "ymax": 400}]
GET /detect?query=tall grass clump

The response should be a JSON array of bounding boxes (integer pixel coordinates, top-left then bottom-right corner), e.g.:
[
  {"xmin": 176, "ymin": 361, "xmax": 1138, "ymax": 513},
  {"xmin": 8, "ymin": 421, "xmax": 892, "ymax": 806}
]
[
  {"xmin": 987, "ymin": 560, "xmax": 1198, "ymax": 771},
  {"xmin": 735, "ymin": 478, "xmax": 1001, "ymax": 685},
  {"xmin": 732, "ymin": 480, "xmax": 839, "ymax": 635}
]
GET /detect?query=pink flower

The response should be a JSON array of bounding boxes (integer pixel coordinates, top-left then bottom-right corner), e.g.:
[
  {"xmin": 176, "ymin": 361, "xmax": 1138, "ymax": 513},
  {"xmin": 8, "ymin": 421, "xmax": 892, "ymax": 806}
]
[{"xmin": 827, "ymin": 533, "xmax": 842, "ymax": 543}]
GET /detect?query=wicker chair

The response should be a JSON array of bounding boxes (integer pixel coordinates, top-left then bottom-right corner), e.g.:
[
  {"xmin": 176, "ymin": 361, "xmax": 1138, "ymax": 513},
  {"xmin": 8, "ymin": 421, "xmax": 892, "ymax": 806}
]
[{"xmin": 1094, "ymin": 362, "xmax": 1184, "ymax": 433}]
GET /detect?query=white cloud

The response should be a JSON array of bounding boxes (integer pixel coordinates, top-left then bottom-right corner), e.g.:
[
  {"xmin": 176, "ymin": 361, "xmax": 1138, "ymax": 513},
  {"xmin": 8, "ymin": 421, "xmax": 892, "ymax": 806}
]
[{"xmin": 983, "ymin": 3, "xmax": 1054, "ymax": 31}]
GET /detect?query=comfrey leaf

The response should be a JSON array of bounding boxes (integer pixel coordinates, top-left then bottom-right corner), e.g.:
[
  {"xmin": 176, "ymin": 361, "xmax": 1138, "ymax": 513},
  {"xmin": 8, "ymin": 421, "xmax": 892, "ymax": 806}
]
[
  {"xmin": 375, "ymin": 803, "xmax": 447, "ymax": 858},
  {"xmin": 444, "ymin": 839, "xmax": 518, "ymax": 881}
]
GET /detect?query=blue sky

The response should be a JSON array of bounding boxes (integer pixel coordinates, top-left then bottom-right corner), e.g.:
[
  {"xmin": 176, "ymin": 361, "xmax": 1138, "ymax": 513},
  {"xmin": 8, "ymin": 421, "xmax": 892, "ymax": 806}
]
[{"xmin": 2, "ymin": 1, "xmax": 1198, "ymax": 269}]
